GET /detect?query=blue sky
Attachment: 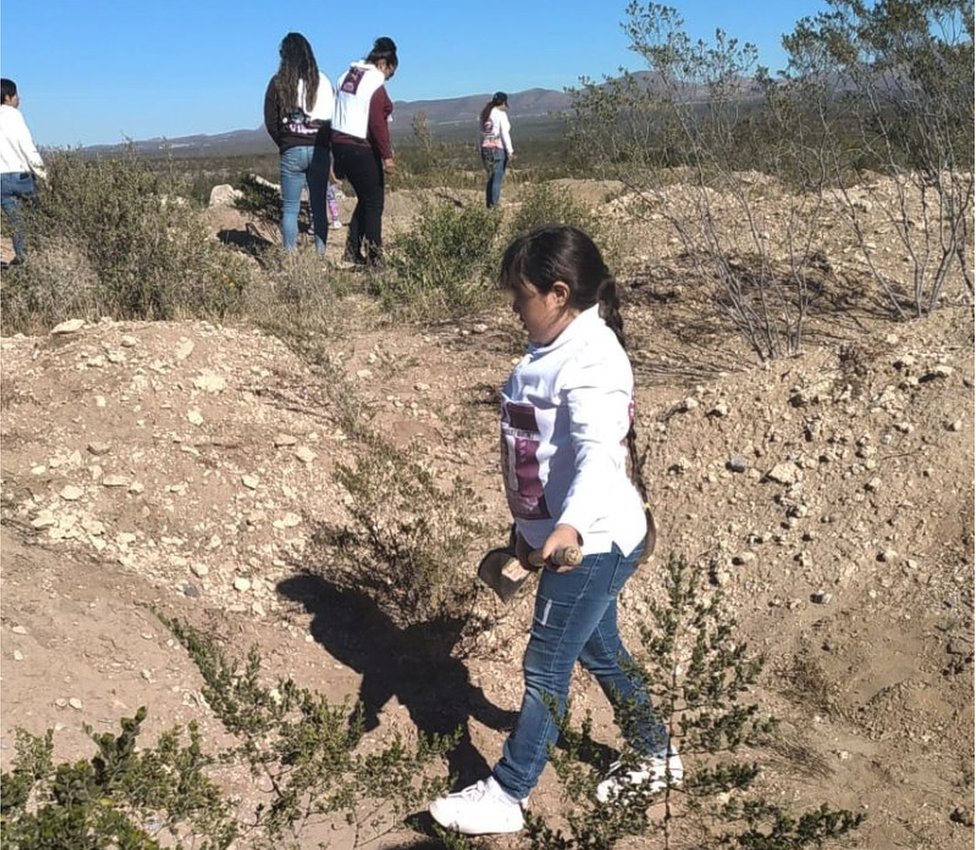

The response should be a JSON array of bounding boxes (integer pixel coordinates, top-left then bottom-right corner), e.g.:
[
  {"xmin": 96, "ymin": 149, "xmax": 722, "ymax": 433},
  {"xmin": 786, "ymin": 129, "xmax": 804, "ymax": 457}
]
[{"xmin": 1, "ymin": 1, "xmax": 828, "ymax": 148}]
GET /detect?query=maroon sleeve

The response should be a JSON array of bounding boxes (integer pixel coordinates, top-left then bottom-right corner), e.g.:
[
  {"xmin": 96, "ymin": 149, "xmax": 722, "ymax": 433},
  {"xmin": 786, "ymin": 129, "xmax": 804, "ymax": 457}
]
[
  {"xmin": 367, "ymin": 87, "xmax": 393, "ymax": 160},
  {"xmin": 263, "ymin": 78, "xmax": 281, "ymax": 147}
]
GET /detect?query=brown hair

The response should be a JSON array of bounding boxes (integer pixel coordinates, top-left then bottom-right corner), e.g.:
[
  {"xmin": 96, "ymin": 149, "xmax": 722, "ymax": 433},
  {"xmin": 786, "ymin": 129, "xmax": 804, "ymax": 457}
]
[{"xmin": 274, "ymin": 32, "xmax": 319, "ymax": 115}]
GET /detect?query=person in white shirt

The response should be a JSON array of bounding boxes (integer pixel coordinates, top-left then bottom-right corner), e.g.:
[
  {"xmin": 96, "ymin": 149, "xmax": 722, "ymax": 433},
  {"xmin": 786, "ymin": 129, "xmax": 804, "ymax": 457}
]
[
  {"xmin": 263, "ymin": 33, "xmax": 335, "ymax": 253},
  {"xmin": 429, "ymin": 227, "xmax": 679, "ymax": 835},
  {"xmin": 332, "ymin": 36, "xmax": 398, "ymax": 267},
  {"xmin": 0, "ymin": 78, "xmax": 46, "ymax": 263},
  {"xmin": 478, "ymin": 91, "xmax": 514, "ymax": 208}
]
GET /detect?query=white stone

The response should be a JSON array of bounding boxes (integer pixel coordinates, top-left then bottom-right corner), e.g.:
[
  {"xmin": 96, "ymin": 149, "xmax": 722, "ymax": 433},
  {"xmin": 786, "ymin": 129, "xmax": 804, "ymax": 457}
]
[
  {"xmin": 31, "ymin": 511, "xmax": 57, "ymax": 529},
  {"xmin": 193, "ymin": 371, "xmax": 227, "ymax": 393},
  {"xmin": 60, "ymin": 485, "xmax": 84, "ymax": 501},
  {"xmin": 175, "ymin": 339, "xmax": 195, "ymax": 361},
  {"xmin": 766, "ymin": 463, "xmax": 800, "ymax": 486},
  {"xmin": 208, "ymin": 184, "xmax": 243, "ymax": 207},
  {"xmin": 241, "ymin": 474, "xmax": 259, "ymax": 490},
  {"xmin": 187, "ymin": 409, "xmax": 204, "ymax": 426},
  {"xmin": 51, "ymin": 319, "xmax": 85, "ymax": 335},
  {"xmin": 294, "ymin": 446, "xmax": 317, "ymax": 464}
]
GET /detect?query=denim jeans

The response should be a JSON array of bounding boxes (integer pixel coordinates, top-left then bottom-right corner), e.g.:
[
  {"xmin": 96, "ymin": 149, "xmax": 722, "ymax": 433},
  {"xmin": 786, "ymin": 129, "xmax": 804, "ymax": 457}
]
[
  {"xmin": 1, "ymin": 171, "xmax": 37, "ymax": 260},
  {"xmin": 279, "ymin": 144, "xmax": 330, "ymax": 252},
  {"xmin": 332, "ymin": 142, "xmax": 385, "ymax": 265},
  {"xmin": 492, "ymin": 542, "xmax": 669, "ymax": 800},
  {"xmin": 482, "ymin": 148, "xmax": 507, "ymax": 208}
]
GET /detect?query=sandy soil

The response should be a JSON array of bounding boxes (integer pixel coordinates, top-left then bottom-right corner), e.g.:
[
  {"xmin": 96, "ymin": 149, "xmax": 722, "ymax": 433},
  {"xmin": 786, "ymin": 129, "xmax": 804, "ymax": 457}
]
[{"xmin": 1, "ymin": 177, "xmax": 972, "ymax": 849}]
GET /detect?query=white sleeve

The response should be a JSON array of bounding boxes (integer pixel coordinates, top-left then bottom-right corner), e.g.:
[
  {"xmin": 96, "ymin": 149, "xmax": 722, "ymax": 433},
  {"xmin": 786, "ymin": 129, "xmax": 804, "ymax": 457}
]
[
  {"xmin": 556, "ymin": 357, "xmax": 632, "ymax": 538},
  {"xmin": 499, "ymin": 111, "xmax": 513, "ymax": 155},
  {"xmin": 14, "ymin": 112, "xmax": 46, "ymax": 179}
]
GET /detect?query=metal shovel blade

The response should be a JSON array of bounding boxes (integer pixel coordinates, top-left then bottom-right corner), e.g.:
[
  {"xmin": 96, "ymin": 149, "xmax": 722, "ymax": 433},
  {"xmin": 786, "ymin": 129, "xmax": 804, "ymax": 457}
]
[{"xmin": 477, "ymin": 548, "xmax": 533, "ymax": 603}]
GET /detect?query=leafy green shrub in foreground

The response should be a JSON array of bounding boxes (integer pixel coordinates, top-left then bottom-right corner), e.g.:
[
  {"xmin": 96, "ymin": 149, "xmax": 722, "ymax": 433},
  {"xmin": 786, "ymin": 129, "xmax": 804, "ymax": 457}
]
[
  {"xmin": 0, "ymin": 708, "xmax": 236, "ymax": 850},
  {"xmin": 2, "ymin": 149, "xmax": 252, "ymax": 333},
  {"xmin": 518, "ymin": 553, "xmax": 864, "ymax": 850},
  {"xmin": 377, "ymin": 200, "xmax": 503, "ymax": 318}
]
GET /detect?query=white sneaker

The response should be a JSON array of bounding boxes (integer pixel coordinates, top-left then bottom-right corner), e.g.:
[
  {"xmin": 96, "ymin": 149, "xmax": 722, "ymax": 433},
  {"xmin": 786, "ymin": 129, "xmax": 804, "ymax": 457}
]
[
  {"xmin": 595, "ymin": 751, "xmax": 684, "ymax": 803},
  {"xmin": 429, "ymin": 776, "xmax": 525, "ymax": 835}
]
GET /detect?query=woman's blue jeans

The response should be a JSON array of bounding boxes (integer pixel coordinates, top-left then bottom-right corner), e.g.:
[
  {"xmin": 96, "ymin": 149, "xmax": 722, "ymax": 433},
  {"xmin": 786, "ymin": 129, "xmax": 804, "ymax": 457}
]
[
  {"xmin": 482, "ymin": 148, "xmax": 507, "ymax": 208},
  {"xmin": 492, "ymin": 542, "xmax": 669, "ymax": 800},
  {"xmin": 1, "ymin": 171, "xmax": 37, "ymax": 260},
  {"xmin": 279, "ymin": 144, "xmax": 330, "ymax": 252}
]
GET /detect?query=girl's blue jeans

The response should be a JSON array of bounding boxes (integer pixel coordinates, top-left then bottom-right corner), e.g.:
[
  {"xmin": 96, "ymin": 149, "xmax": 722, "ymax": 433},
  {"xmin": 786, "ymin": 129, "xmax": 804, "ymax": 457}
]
[
  {"xmin": 279, "ymin": 144, "xmax": 330, "ymax": 252},
  {"xmin": 1, "ymin": 171, "xmax": 37, "ymax": 260},
  {"xmin": 481, "ymin": 148, "xmax": 506, "ymax": 208},
  {"xmin": 492, "ymin": 542, "xmax": 669, "ymax": 800}
]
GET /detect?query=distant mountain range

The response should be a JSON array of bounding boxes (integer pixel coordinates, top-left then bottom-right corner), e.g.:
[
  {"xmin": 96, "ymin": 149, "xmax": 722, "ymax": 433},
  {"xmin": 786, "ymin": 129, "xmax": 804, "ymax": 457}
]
[{"xmin": 84, "ymin": 87, "xmax": 575, "ymax": 158}]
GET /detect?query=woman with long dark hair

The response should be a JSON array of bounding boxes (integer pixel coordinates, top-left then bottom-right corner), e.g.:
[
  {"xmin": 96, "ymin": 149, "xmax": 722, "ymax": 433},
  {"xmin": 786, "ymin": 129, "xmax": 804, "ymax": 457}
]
[
  {"xmin": 263, "ymin": 32, "xmax": 334, "ymax": 253},
  {"xmin": 479, "ymin": 91, "xmax": 514, "ymax": 208},
  {"xmin": 331, "ymin": 36, "xmax": 398, "ymax": 267}
]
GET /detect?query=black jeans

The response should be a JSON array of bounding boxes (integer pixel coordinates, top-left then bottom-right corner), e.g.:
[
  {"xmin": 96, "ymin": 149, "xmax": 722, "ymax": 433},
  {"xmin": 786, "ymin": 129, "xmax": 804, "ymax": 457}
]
[{"xmin": 332, "ymin": 142, "xmax": 385, "ymax": 265}]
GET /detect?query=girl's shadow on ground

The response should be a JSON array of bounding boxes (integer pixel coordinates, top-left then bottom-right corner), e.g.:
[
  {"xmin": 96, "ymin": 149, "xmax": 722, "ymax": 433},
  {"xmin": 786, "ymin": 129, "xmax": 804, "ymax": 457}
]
[{"xmin": 276, "ymin": 571, "xmax": 518, "ymax": 788}]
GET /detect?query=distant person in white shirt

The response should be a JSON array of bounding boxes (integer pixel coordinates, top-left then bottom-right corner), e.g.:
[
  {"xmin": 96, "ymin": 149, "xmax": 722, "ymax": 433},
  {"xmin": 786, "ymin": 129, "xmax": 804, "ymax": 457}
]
[
  {"xmin": 479, "ymin": 91, "xmax": 514, "ymax": 208},
  {"xmin": 0, "ymin": 78, "xmax": 46, "ymax": 264}
]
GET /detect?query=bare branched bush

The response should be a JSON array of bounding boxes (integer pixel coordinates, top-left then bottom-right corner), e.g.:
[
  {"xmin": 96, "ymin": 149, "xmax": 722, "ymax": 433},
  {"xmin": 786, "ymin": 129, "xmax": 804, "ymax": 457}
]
[
  {"xmin": 781, "ymin": 0, "xmax": 974, "ymax": 316},
  {"xmin": 571, "ymin": 5, "xmax": 823, "ymax": 360},
  {"xmin": 570, "ymin": 1, "xmax": 973, "ymax": 357}
]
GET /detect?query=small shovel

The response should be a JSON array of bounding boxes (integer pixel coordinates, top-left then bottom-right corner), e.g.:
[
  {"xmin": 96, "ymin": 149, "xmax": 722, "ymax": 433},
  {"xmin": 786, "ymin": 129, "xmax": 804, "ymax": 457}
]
[{"xmin": 477, "ymin": 545, "xmax": 583, "ymax": 603}]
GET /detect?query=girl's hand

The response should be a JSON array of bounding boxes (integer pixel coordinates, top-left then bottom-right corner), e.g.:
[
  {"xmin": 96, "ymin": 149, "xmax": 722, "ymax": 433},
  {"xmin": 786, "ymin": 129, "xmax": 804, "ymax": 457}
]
[
  {"xmin": 537, "ymin": 524, "xmax": 583, "ymax": 573},
  {"xmin": 383, "ymin": 158, "xmax": 395, "ymax": 174}
]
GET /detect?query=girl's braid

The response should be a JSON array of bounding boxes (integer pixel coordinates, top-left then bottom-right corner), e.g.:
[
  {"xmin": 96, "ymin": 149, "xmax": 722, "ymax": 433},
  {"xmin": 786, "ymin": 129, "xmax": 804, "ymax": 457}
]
[{"xmin": 597, "ymin": 276, "xmax": 650, "ymax": 507}]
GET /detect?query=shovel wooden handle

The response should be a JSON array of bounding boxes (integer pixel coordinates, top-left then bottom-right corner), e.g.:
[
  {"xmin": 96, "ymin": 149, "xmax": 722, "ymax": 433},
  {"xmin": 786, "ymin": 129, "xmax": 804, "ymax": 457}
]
[{"xmin": 528, "ymin": 545, "xmax": 583, "ymax": 570}]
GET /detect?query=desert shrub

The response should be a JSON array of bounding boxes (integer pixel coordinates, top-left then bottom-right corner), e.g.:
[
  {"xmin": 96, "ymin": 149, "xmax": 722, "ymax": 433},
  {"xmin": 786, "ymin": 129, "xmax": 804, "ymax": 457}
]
[
  {"xmin": 1, "ymin": 148, "xmax": 252, "ymax": 333},
  {"xmin": 234, "ymin": 171, "xmax": 282, "ymax": 227},
  {"xmin": 507, "ymin": 181, "xmax": 598, "ymax": 239},
  {"xmin": 1, "ymin": 621, "xmax": 456, "ymax": 850},
  {"xmin": 780, "ymin": 0, "xmax": 974, "ymax": 315},
  {"xmin": 0, "ymin": 237, "xmax": 102, "ymax": 334},
  {"xmin": 267, "ymin": 252, "xmax": 356, "ymax": 311},
  {"xmin": 319, "ymin": 439, "xmax": 488, "ymax": 628},
  {"xmin": 259, "ymin": 325, "xmax": 490, "ymax": 630},
  {"xmin": 162, "ymin": 617, "xmax": 455, "ymax": 848},
  {"xmin": 505, "ymin": 181, "xmax": 622, "ymax": 270},
  {"xmin": 0, "ymin": 708, "xmax": 236, "ymax": 850},
  {"xmin": 376, "ymin": 199, "xmax": 503, "ymax": 318},
  {"xmin": 513, "ymin": 553, "xmax": 864, "ymax": 850}
]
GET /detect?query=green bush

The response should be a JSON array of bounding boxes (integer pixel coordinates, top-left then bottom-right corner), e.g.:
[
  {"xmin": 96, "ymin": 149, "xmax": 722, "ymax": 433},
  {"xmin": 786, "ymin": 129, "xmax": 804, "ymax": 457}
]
[
  {"xmin": 505, "ymin": 181, "xmax": 620, "ymax": 268},
  {"xmin": 528, "ymin": 553, "xmax": 864, "ymax": 850},
  {"xmin": 507, "ymin": 181, "xmax": 598, "ymax": 238},
  {"xmin": 1, "ymin": 148, "xmax": 252, "ymax": 333},
  {"xmin": 377, "ymin": 199, "xmax": 503, "ymax": 318},
  {"xmin": 319, "ymin": 441, "xmax": 488, "ymax": 628},
  {"xmin": 0, "ymin": 709, "xmax": 236, "ymax": 850}
]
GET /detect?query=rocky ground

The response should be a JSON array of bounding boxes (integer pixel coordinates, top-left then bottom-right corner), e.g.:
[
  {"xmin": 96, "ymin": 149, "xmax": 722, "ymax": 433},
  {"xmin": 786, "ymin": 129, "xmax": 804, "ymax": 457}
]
[{"xmin": 0, "ymin": 177, "xmax": 972, "ymax": 849}]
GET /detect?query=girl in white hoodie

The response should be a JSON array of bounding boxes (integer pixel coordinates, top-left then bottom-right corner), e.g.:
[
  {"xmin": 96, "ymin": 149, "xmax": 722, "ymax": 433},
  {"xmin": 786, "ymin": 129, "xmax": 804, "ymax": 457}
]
[{"xmin": 430, "ymin": 227, "xmax": 679, "ymax": 835}]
